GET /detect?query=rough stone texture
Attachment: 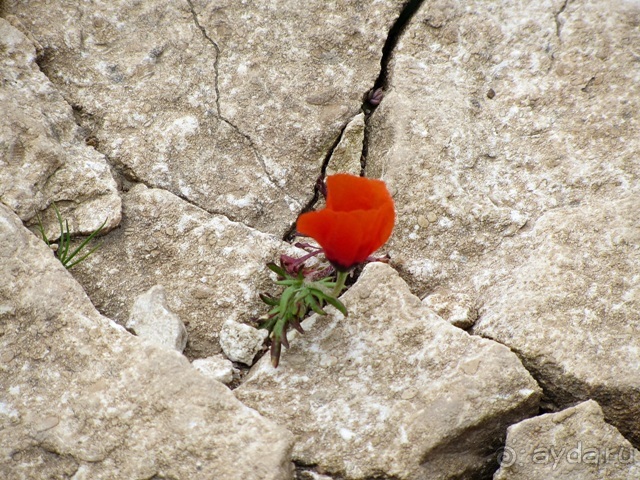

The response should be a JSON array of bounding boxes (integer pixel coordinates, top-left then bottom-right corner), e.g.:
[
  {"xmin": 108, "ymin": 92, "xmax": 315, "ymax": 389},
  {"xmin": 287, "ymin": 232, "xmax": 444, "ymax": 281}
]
[
  {"xmin": 422, "ymin": 286, "xmax": 477, "ymax": 329},
  {"xmin": 3, "ymin": 0, "xmax": 639, "ymax": 477},
  {"xmin": 363, "ymin": 0, "xmax": 640, "ymax": 448},
  {"xmin": 0, "ymin": 203, "xmax": 294, "ymax": 480},
  {"xmin": 326, "ymin": 112, "xmax": 365, "ymax": 177},
  {"xmin": 220, "ymin": 319, "xmax": 269, "ymax": 366},
  {"xmin": 236, "ymin": 263, "xmax": 541, "ymax": 480},
  {"xmin": 3, "ymin": 0, "xmax": 406, "ymax": 235},
  {"xmin": 494, "ymin": 400, "xmax": 640, "ymax": 479},
  {"xmin": 126, "ymin": 284, "xmax": 188, "ymax": 352},
  {"xmin": 473, "ymin": 194, "xmax": 640, "ymax": 444},
  {"xmin": 0, "ymin": 17, "xmax": 121, "ymax": 237},
  {"xmin": 367, "ymin": 0, "xmax": 640, "ymax": 294},
  {"xmin": 71, "ymin": 183, "xmax": 300, "ymax": 359},
  {"xmin": 192, "ymin": 355, "xmax": 235, "ymax": 385}
]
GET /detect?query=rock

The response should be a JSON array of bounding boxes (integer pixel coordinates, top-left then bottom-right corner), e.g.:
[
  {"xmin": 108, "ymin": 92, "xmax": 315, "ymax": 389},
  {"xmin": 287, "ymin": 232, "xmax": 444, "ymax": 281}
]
[
  {"xmin": 473, "ymin": 194, "xmax": 640, "ymax": 445},
  {"xmin": 220, "ymin": 320, "xmax": 268, "ymax": 366},
  {"xmin": 494, "ymin": 400, "xmax": 640, "ymax": 479},
  {"xmin": 422, "ymin": 287, "xmax": 477, "ymax": 329},
  {"xmin": 126, "ymin": 284, "xmax": 188, "ymax": 353},
  {"xmin": 297, "ymin": 471, "xmax": 334, "ymax": 480},
  {"xmin": 365, "ymin": 0, "xmax": 640, "ymax": 295},
  {"xmin": 0, "ymin": 18, "xmax": 121, "ymax": 238},
  {"xmin": 0, "ymin": 203, "xmax": 294, "ymax": 480},
  {"xmin": 192, "ymin": 355, "xmax": 235, "ymax": 385},
  {"xmin": 70, "ymin": 184, "xmax": 301, "ymax": 359},
  {"xmin": 4, "ymin": 0, "xmax": 407, "ymax": 234},
  {"xmin": 326, "ymin": 112, "xmax": 365, "ymax": 177},
  {"xmin": 235, "ymin": 262, "xmax": 541, "ymax": 479}
]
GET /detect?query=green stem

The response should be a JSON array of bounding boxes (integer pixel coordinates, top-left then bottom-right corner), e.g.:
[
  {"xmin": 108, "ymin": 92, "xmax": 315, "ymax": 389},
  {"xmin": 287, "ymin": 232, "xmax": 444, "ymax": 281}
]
[{"xmin": 331, "ymin": 270, "xmax": 348, "ymax": 297}]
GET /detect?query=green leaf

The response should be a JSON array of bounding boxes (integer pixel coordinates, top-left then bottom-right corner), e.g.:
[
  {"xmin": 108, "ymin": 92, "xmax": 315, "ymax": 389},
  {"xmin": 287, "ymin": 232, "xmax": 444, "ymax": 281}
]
[
  {"xmin": 259, "ymin": 293, "xmax": 280, "ymax": 306},
  {"xmin": 64, "ymin": 242, "xmax": 103, "ymax": 269},
  {"xmin": 306, "ymin": 294, "xmax": 327, "ymax": 315},
  {"xmin": 62, "ymin": 217, "xmax": 107, "ymax": 268},
  {"xmin": 322, "ymin": 295, "xmax": 348, "ymax": 317},
  {"xmin": 267, "ymin": 262, "xmax": 287, "ymax": 278},
  {"xmin": 279, "ymin": 285, "xmax": 296, "ymax": 313},
  {"xmin": 35, "ymin": 213, "xmax": 50, "ymax": 247}
]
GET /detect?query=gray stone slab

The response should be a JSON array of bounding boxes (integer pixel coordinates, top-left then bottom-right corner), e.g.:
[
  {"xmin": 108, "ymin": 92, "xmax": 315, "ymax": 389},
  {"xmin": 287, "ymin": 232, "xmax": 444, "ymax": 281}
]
[
  {"xmin": 236, "ymin": 262, "xmax": 541, "ymax": 479},
  {"xmin": 0, "ymin": 203, "xmax": 293, "ymax": 480}
]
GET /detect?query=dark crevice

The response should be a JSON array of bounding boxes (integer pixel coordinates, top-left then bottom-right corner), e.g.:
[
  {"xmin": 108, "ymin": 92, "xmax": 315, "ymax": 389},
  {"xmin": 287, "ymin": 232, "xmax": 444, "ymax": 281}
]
[
  {"xmin": 282, "ymin": 123, "xmax": 349, "ymax": 242},
  {"xmin": 361, "ymin": 0, "xmax": 425, "ymax": 176},
  {"xmin": 285, "ymin": 0, "xmax": 426, "ymax": 242},
  {"xmin": 373, "ymin": 0, "xmax": 424, "ymax": 91}
]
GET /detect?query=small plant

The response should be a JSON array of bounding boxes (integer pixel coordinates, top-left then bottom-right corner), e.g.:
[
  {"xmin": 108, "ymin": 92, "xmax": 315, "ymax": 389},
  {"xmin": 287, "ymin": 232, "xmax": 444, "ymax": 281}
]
[
  {"xmin": 37, "ymin": 203, "xmax": 106, "ymax": 269},
  {"xmin": 259, "ymin": 173, "xmax": 396, "ymax": 367},
  {"xmin": 258, "ymin": 248, "xmax": 348, "ymax": 368}
]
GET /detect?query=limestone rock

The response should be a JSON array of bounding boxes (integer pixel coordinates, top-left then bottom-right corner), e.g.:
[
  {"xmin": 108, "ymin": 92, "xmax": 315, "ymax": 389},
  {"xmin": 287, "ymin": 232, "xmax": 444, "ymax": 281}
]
[
  {"xmin": 0, "ymin": 18, "xmax": 121, "ymax": 238},
  {"xmin": 494, "ymin": 400, "xmax": 640, "ymax": 479},
  {"xmin": 326, "ymin": 112, "xmax": 365, "ymax": 177},
  {"xmin": 422, "ymin": 287, "xmax": 477, "ymax": 329},
  {"xmin": 0, "ymin": 203, "xmax": 294, "ymax": 480},
  {"xmin": 4, "ymin": 0, "xmax": 407, "ymax": 234},
  {"xmin": 365, "ymin": 0, "xmax": 640, "ymax": 295},
  {"xmin": 71, "ymin": 184, "xmax": 300, "ymax": 358},
  {"xmin": 473, "ymin": 194, "xmax": 640, "ymax": 445},
  {"xmin": 192, "ymin": 355, "xmax": 235, "ymax": 385},
  {"xmin": 126, "ymin": 284, "xmax": 188, "ymax": 353},
  {"xmin": 220, "ymin": 320, "xmax": 268, "ymax": 366},
  {"xmin": 235, "ymin": 262, "xmax": 541, "ymax": 479}
]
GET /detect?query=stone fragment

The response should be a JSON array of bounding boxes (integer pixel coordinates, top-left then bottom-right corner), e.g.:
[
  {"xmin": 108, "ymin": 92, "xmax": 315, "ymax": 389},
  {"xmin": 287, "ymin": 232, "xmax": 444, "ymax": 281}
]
[
  {"xmin": 192, "ymin": 355, "xmax": 235, "ymax": 385},
  {"xmin": 422, "ymin": 287, "xmax": 477, "ymax": 329},
  {"xmin": 326, "ymin": 112, "xmax": 365, "ymax": 177},
  {"xmin": 473, "ymin": 194, "xmax": 640, "ymax": 445},
  {"xmin": 71, "ymin": 184, "xmax": 300, "ymax": 358},
  {"xmin": 0, "ymin": 18, "xmax": 121, "ymax": 238},
  {"xmin": 494, "ymin": 400, "xmax": 640, "ymax": 479},
  {"xmin": 4, "ymin": 0, "xmax": 406, "ymax": 234},
  {"xmin": 0, "ymin": 203, "xmax": 294, "ymax": 480},
  {"xmin": 126, "ymin": 284, "xmax": 188, "ymax": 353},
  {"xmin": 220, "ymin": 320, "xmax": 268, "ymax": 366},
  {"xmin": 236, "ymin": 263, "xmax": 541, "ymax": 479}
]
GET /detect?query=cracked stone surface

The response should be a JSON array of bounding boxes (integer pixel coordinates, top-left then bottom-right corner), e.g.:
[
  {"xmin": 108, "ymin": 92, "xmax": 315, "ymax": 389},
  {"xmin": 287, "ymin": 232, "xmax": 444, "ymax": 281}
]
[
  {"xmin": 0, "ymin": 203, "xmax": 294, "ymax": 480},
  {"xmin": 3, "ymin": 0, "xmax": 406, "ymax": 235},
  {"xmin": 494, "ymin": 400, "xmax": 640, "ymax": 479},
  {"xmin": 0, "ymin": 18, "xmax": 121, "ymax": 237},
  {"xmin": 326, "ymin": 112, "xmax": 365, "ymax": 177},
  {"xmin": 3, "ymin": 0, "xmax": 640, "ymax": 477},
  {"xmin": 71, "ymin": 184, "xmax": 300, "ymax": 359},
  {"xmin": 363, "ymin": 0, "xmax": 640, "ymax": 450},
  {"xmin": 367, "ymin": 0, "xmax": 640, "ymax": 295},
  {"xmin": 236, "ymin": 263, "xmax": 541, "ymax": 479},
  {"xmin": 473, "ymin": 194, "xmax": 640, "ymax": 445}
]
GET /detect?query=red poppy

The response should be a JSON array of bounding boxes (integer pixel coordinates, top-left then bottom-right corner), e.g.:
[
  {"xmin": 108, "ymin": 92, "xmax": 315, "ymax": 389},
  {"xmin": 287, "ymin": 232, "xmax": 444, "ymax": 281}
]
[{"xmin": 296, "ymin": 174, "xmax": 395, "ymax": 271}]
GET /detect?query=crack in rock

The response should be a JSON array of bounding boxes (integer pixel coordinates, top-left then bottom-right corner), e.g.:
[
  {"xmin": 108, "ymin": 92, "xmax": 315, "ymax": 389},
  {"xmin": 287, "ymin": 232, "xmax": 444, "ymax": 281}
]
[
  {"xmin": 282, "ymin": 119, "xmax": 349, "ymax": 242},
  {"xmin": 284, "ymin": 0, "xmax": 427, "ymax": 242},
  {"xmin": 185, "ymin": 0, "xmax": 286, "ymax": 195},
  {"xmin": 362, "ymin": 0, "xmax": 425, "ymax": 175}
]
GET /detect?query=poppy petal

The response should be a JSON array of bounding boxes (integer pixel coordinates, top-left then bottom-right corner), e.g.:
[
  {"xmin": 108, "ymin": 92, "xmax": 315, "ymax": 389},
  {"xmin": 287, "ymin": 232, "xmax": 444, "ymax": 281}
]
[{"xmin": 296, "ymin": 174, "xmax": 395, "ymax": 270}]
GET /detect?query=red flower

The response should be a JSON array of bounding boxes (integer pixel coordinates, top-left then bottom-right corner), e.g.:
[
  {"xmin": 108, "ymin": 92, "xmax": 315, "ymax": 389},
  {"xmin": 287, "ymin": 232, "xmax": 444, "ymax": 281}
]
[{"xmin": 296, "ymin": 174, "xmax": 395, "ymax": 271}]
